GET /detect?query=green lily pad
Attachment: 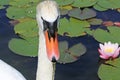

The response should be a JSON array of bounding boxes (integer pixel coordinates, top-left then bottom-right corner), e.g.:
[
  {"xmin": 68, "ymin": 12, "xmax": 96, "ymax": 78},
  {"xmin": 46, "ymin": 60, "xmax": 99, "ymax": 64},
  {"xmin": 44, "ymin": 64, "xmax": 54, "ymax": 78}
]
[
  {"xmin": 68, "ymin": 8, "xmax": 96, "ymax": 20},
  {"xmin": 84, "ymin": 28, "xmax": 94, "ymax": 35},
  {"xmin": 68, "ymin": 8, "xmax": 82, "ymax": 19},
  {"xmin": 93, "ymin": 4, "xmax": 108, "ymax": 11},
  {"xmin": 0, "ymin": 0, "xmax": 9, "ymax": 5},
  {"xmin": 9, "ymin": 0, "xmax": 40, "ymax": 8},
  {"xmin": 97, "ymin": 0, "xmax": 120, "ymax": 9},
  {"xmin": 69, "ymin": 43, "xmax": 86, "ymax": 57},
  {"xmin": 9, "ymin": 38, "xmax": 38, "ymax": 57},
  {"xmin": 6, "ymin": 7, "xmax": 26, "ymax": 19},
  {"xmin": 87, "ymin": 18, "xmax": 103, "ymax": 25},
  {"xmin": 58, "ymin": 18, "xmax": 90, "ymax": 37},
  {"xmin": 25, "ymin": 6, "xmax": 36, "ymax": 18},
  {"xmin": 58, "ymin": 41, "xmax": 86, "ymax": 64},
  {"xmin": 14, "ymin": 19, "xmax": 38, "ymax": 39},
  {"xmin": 60, "ymin": 9, "xmax": 69, "ymax": 15},
  {"xmin": 93, "ymin": 27, "xmax": 120, "ymax": 44},
  {"xmin": 0, "ymin": 5, "xmax": 5, "ymax": 9},
  {"xmin": 98, "ymin": 58, "xmax": 120, "ymax": 80},
  {"xmin": 72, "ymin": 0, "xmax": 97, "ymax": 8},
  {"xmin": 56, "ymin": 0, "xmax": 74, "ymax": 6}
]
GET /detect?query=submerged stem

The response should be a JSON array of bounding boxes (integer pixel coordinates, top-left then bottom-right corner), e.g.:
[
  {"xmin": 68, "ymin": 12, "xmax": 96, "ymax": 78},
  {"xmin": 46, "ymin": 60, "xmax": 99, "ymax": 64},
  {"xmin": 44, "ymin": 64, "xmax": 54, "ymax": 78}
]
[{"xmin": 52, "ymin": 62, "xmax": 56, "ymax": 80}]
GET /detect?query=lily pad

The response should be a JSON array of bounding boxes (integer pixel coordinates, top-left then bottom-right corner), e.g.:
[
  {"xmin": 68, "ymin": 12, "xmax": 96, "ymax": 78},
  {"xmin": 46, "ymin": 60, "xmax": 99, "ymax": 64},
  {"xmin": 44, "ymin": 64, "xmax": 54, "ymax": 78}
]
[
  {"xmin": 98, "ymin": 58, "xmax": 120, "ymax": 80},
  {"xmin": 9, "ymin": 0, "xmax": 40, "ymax": 8},
  {"xmin": 25, "ymin": 6, "xmax": 36, "ymax": 18},
  {"xmin": 0, "ymin": 0, "xmax": 9, "ymax": 5},
  {"xmin": 58, "ymin": 18, "xmax": 90, "ymax": 37},
  {"xmin": 68, "ymin": 8, "xmax": 96, "ymax": 20},
  {"xmin": 58, "ymin": 41, "xmax": 86, "ymax": 64},
  {"xmin": 68, "ymin": 8, "xmax": 82, "ymax": 19},
  {"xmin": 0, "ymin": 6, "xmax": 5, "ymax": 9},
  {"xmin": 60, "ymin": 5, "xmax": 72, "ymax": 15},
  {"xmin": 72, "ymin": 0, "xmax": 97, "ymax": 8},
  {"xmin": 84, "ymin": 28, "xmax": 94, "ymax": 35},
  {"xmin": 93, "ymin": 27, "xmax": 120, "ymax": 44},
  {"xmin": 56, "ymin": 0, "xmax": 74, "ymax": 6},
  {"xmin": 9, "ymin": 38, "xmax": 38, "ymax": 57},
  {"xmin": 60, "ymin": 5, "xmax": 73, "ymax": 10},
  {"xmin": 6, "ymin": 7, "xmax": 26, "ymax": 19},
  {"xmin": 87, "ymin": 18, "xmax": 103, "ymax": 25},
  {"xmin": 69, "ymin": 43, "xmax": 86, "ymax": 57},
  {"xmin": 60, "ymin": 9, "xmax": 69, "ymax": 15},
  {"xmin": 93, "ymin": 4, "xmax": 108, "ymax": 11},
  {"xmin": 97, "ymin": 0, "xmax": 120, "ymax": 9},
  {"xmin": 14, "ymin": 19, "xmax": 38, "ymax": 39}
]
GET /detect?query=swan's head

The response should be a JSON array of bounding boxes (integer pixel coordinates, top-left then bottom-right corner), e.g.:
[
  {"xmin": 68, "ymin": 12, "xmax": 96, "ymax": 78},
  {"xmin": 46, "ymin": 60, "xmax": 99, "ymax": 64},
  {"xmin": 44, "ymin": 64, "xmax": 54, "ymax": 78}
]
[{"xmin": 36, "ymin": 0, "xmax": 60, "ymax": 62}]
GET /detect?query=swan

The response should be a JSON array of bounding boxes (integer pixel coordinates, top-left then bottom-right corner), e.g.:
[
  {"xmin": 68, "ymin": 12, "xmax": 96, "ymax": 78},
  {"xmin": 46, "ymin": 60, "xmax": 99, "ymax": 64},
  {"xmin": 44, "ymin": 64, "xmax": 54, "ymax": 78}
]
[
  {"xmin": 0, "ymin": 59, "xmax": 26, "ymax": 80},
  {"xmin": 36, "ymin": 0, "xmax": 60, "ymax": 80},
  {"xmin": 0, "ymin": 0, "xmax": 59, "ymax": 80}
]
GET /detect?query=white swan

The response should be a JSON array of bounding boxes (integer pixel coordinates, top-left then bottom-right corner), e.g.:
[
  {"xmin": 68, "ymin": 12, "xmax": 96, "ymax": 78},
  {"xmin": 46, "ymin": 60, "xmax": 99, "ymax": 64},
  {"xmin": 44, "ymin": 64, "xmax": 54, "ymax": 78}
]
[
  {"xmin": 0, "ymin": 0, "xmax": 59, "ymax": 80},
  {"xmin": 36, "ymin": 0, "xmax": 60, "ymax": 80},
  {"xmin": 0, "ymin": 59, "xmax": 26, "ymax": 80}
]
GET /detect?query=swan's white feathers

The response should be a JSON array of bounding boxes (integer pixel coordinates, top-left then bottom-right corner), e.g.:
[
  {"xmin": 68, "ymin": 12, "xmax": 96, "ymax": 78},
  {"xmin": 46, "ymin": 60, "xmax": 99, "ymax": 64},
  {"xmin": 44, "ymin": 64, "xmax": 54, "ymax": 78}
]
[
  {"xmin": 36, "ymin": 1, "xmax": 59, "ymax": 80},
  {"xmin": 37, "ymin": 0, "xmax": 59, "ymax": 23},
  {"xmin": 0, "ymin": 59, "xmax": 26, "ymax": 80}
]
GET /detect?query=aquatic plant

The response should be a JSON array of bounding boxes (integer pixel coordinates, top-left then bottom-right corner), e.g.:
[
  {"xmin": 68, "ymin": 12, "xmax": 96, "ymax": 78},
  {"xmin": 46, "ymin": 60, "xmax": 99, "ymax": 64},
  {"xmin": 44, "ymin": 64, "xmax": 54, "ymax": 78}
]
[
  {"xmin": 98, "ymin": 41, "xmax": 120, "ymax": 80},
  {"xmin": 98, "ymin": 41, "xmax": 120, "ymax": 59},
  {"xmin": 1, "ymin": 0, "xmax": 120, "ymax": 80},
  {"xmin": 5, "ymin": 0, "xmax": 87, "ymax": 64}
]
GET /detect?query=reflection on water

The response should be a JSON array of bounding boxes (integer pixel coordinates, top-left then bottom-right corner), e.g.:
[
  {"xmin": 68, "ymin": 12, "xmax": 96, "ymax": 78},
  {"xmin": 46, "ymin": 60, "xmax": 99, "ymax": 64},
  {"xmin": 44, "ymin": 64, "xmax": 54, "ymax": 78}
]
[{"xmin": 1, "ymin": 8, "xmax": 120, "ymax": 80}]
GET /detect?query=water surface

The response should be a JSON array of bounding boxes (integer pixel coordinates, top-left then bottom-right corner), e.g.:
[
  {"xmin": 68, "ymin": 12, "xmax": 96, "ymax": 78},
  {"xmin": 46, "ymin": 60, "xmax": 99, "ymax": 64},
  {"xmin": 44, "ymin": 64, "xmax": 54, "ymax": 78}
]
[{"xmin": 1, "ymin": 8, "xmax": 120, "ymax": 80}]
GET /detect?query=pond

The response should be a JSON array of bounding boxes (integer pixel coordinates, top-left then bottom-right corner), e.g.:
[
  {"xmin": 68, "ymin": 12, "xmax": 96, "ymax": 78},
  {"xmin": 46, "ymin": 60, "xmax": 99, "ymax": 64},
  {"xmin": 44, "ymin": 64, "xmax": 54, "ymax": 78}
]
[{"xmin": 0, "ymin": 7, "xmax": 120, "ymax": 80}]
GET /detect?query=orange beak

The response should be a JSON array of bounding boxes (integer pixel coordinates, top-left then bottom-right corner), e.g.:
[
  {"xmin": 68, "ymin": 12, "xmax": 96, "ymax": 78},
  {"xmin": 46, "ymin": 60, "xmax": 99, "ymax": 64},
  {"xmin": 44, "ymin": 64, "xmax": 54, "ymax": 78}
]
[{"xmin": 44, "ymin": 31, "xmax": 59, "ymax": 62}]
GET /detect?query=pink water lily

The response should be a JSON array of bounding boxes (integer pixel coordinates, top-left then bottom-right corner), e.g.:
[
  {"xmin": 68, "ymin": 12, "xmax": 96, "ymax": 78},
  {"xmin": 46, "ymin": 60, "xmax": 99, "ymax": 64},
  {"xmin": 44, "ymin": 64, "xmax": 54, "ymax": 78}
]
[{"xmin": 98, "ymin": 41, "xmax": 120, "ymax": 59}]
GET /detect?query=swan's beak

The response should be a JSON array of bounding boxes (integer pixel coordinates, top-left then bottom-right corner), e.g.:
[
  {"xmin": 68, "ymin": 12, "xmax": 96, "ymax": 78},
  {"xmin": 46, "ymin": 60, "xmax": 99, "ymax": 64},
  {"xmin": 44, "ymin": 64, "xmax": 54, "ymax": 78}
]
[{"xmin": 44, "ymin": 21, "xmax": 59, "ymax": 62}]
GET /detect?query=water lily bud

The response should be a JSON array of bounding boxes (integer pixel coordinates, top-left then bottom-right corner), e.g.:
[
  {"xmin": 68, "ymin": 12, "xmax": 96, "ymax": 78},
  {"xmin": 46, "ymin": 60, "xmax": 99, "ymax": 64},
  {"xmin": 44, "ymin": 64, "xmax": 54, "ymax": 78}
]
[{"xmin": 98, "ymin": 41, "xmax": 120, "ymax": 59}]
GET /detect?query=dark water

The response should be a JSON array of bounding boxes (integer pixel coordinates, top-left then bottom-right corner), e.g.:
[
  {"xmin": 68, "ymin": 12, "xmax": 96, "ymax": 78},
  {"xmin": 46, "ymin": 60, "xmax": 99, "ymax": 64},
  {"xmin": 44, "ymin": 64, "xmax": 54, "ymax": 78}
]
[{"xmin": 0, "ymin": 8, "xmax": 120, "ymax": 80}]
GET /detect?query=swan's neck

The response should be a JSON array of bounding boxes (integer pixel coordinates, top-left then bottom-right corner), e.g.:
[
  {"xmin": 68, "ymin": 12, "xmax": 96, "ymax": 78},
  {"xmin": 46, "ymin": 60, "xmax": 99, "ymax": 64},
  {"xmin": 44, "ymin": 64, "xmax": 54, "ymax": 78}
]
[{"xmin": 36, "ymin": 30, "xmax": 54, "ymax": 80}]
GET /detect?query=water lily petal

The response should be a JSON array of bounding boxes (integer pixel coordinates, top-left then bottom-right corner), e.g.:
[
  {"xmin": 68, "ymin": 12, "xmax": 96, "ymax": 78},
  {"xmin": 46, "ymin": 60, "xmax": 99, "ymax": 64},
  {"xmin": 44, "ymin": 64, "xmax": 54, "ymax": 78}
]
[
  {"xmin": 100, "ymin": 55, "xmax": 109, "ymax": 59},
  {"xmin": 112, "ymin": 47, "xmax": 120, "ymax": 58},
  {"xmin": 113, "ymin": 43, "xmax": 119, "ymax": 49},
  {"xmin": 98, "ymin": 49, "xmax": 109, "ymax": 59},
  {"xmin": 98, "ymin": 41, "xmax": 120, "ymax": 60},
  {"xmin": 99, "ymin": 43, "xmax": 104, "ymax": 50}
]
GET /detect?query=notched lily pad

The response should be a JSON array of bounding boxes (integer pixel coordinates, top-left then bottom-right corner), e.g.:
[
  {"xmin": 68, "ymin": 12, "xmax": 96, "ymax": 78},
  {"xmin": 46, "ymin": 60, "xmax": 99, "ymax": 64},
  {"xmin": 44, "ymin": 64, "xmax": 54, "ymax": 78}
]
[
  {"xmin": 56, "ymin": 0, "xmax": 74, "ymax": 6},
  {"xmin": 58, "ymin": 41, "xmax": 86, "ymax": 64},
  {"xmin": 6, "ymin": 7, "xmax": 26, "ymax": 19},
  {"xmin": 0, "ymin": 0, "xmax": 9, "ymax": 5},
  {"xmin": 72, "ymin": 0, "xmax": 97, "ymax": 8},
  {"xmin": 60, "ymin": 9, "xmax": 69, "ymax": 15},
  {"xmin": 14, "ymin": 19, "xmax": 38, "ymax": 39},
  {"xmin": 97, "ymin": 0, "xmax": 120, "ymax": 9},
  {"xmin": 98, "ymin": 58, "xmax": 120, "ymax": 80},
  {"xmin": 68, "ymin": 8, "xmax": 96, "ymax": 20},
  {"xmin": 68, "ymin": 8, "xmax": 82, "ymax": 19},
  {"xmin": 87, "ymin": 18, "xmax": 103, "ymax": 25},
  {"xmin": 8, "ymin": 38, "xmax": 38, "ymax": 57},
  {"xmin": 9, "ymin": 0, "xmax": 39, "ymax": 8},
  {"xmin": 93, "ymin": 4, "xmax": 108, "ymax": 11},
  {"xmin": 0, "ymin": 6, "xmax": 5, "ymax": 9},
  {"xmin": 93, "ymin": 27, "xmax": 120, "ymax": 44},
  {"xmin": 58, "ymin": 18, "xmax": 90, "ymax": 37},
  {"xmin": 25, "ymin": 6, "xmax": 36, "ymax": 18}
]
